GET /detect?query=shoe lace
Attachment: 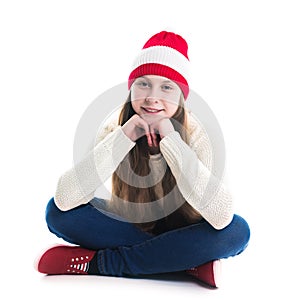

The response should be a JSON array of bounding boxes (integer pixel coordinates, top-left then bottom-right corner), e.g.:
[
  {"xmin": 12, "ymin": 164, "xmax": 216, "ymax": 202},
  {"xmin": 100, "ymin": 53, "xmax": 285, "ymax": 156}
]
[{"xmin": 67, "ymin": 256, "xmax": 90, "ymax": 273}]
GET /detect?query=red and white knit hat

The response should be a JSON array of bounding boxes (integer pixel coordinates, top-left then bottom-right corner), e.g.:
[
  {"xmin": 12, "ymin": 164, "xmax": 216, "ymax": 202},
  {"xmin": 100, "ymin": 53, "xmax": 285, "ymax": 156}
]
[{"xmin": 128, "ymin": 31, "xmax": 190, "ymax": 99}]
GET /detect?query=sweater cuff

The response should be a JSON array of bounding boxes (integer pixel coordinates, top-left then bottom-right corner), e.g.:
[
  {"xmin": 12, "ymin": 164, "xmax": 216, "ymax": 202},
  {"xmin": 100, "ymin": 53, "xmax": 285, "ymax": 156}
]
[
  {"xmin": 94, "ymin": 126, "xmax": 136, "ymax": 179},
  {"xmin": 160, "ymin": 131, "xmax": 190, "ymax": 173},
  {"xmin": 98, "ymin": 126, "xmax": 135, "ymax": 156},
  {"xmin": 160, "ymin": 131, "xmax": 210, "ymax": 206}
]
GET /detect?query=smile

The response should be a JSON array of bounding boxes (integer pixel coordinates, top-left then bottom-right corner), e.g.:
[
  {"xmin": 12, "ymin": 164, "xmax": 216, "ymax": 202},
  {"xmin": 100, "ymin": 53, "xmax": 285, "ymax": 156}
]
[{"xmin": 142, "ymin": 107, "xmax": 164, "ymax": 113}]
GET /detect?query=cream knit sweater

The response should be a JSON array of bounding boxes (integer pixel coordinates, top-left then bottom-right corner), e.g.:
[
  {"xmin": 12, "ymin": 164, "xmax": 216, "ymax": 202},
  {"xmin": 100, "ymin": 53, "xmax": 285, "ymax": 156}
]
[{"xmin": 54, "ymin": 111, "xmax": 233, "ymax": 230}]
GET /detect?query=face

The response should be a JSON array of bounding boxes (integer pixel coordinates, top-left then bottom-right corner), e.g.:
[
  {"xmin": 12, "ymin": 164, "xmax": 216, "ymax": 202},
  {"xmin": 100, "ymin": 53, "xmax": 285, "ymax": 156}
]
[{"xmin": 130, "ymin": 75, "xmax": 182, "ymax": 120}]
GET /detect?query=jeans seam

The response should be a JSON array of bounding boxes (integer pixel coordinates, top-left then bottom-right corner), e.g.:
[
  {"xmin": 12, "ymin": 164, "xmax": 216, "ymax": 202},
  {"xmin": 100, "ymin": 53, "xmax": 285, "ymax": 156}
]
[{"xmin": 97, "ymin": 250, "xmax": 106, "ymax": 274}]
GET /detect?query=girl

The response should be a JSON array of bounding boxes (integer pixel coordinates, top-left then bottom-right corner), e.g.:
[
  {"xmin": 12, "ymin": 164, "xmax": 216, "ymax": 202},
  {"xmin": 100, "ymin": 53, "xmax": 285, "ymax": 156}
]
[{"xmin": 35, "ymin": 31, "xmax": 250, "ymax": 288}]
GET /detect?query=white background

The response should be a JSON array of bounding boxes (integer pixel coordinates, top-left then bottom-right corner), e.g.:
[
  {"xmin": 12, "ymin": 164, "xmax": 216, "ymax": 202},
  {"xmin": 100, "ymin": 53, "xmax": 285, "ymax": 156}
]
[{"xmin": 1, "ymin": 0, "xmax": 299, "ymax": 298}]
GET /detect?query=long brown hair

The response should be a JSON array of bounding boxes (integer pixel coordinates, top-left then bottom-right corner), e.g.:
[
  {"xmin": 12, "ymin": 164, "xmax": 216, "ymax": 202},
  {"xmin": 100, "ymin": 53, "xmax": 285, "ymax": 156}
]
[{"xmin": 109, "ymin": 92, "xmax": 202, "ymax": 235}]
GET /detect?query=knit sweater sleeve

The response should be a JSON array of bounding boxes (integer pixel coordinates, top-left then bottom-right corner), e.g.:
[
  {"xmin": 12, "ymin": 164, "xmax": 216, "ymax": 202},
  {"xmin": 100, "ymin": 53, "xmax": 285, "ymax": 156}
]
[
  {"xmin": 54, "ymin": 125, "xmax": 136, "ymax": 211},
  {"xmin": 159, "ymin": 114, "xmax": 233, "ymax": 229}
]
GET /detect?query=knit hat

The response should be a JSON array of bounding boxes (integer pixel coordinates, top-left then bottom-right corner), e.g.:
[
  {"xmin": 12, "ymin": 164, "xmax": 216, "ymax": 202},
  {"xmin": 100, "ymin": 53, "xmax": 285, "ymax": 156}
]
[{"xmin": 128, "ymin": 31, "xmax": 190, "ymax": 99}]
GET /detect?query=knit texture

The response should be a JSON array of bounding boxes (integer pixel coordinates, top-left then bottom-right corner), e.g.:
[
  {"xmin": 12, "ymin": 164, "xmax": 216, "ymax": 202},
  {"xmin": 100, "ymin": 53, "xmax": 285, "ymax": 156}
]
[
  {"xmin": 54, "ymin": 112, "xmax": 233, "ymax": 229},
  {"xmin": 128, "ymin": 31, "xmax": 190, "ymax": 99},
  {"xmin": 54, "ymin": 127, "xmax": 136, "ymax": 210}
]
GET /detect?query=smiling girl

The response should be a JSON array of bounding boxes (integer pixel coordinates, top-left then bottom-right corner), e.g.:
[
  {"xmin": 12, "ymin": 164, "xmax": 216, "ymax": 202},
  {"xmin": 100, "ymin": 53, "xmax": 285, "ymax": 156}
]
[{"xmin": 35, "ymin": 31, "xmax": 250, "ymax": 288}]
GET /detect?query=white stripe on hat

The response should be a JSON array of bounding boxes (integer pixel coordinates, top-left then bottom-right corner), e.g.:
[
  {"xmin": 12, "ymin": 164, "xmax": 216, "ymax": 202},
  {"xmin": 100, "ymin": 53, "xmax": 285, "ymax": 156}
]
[{"xmin": 131, "ymin": 45, "xmax": 190, "ymax": 82}]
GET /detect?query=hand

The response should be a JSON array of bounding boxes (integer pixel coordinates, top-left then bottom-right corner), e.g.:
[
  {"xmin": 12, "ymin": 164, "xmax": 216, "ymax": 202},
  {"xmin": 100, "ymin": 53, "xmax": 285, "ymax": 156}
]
[
  {"xmin": 121, "ymin": 115, "xmax": 175, "ymax": 148},
  {"xmin": 150, "ymin": 118, "xmax": 175, "ymax": 138},
  {"xmin": 121, "ymin": 114, "xmax": 154, "ymax": 147},
  {"xmin": 148, "ymin": 118, "xmax": 175, "ymax": 147}
]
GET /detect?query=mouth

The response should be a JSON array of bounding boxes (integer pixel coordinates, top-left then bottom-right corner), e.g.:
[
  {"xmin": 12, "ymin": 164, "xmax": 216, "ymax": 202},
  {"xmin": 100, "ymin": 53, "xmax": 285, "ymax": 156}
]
[{"xmin": 141, "ymin": 107, "xmax": 164, "ymax": 114}]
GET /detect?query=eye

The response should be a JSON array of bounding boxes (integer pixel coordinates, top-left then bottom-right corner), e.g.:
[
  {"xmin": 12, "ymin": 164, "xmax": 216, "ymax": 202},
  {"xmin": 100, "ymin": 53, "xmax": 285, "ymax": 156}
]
[
  {"xmin": 135, "ymin": 80, "xmax": 151, "ymax": 88},
  {"xmin": 162, "ymin": 84, "xmax": 173, "ymax": 91}
]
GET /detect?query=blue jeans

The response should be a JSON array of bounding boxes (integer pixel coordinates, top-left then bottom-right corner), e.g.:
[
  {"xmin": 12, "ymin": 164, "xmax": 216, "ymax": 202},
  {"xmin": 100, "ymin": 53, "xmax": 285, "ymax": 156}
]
[{"xmin": 45, "ymin": 197, "xmax": 250, "ymax": 277}]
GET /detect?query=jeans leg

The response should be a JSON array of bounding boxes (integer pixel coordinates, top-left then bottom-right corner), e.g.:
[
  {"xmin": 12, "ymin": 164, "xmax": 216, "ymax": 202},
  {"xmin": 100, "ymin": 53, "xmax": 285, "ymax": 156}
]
[
  {"xmin": 45, "ymin": 197, "xmax": 152, "ymax": 250},
  {"xmin": 97, "ymin": 214, "xmax": 250, "ymax": 276}
]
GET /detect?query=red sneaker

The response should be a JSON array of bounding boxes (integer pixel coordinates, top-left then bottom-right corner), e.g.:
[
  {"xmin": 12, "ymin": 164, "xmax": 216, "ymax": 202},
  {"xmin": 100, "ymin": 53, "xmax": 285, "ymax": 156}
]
[
  {"xmin": 185, "ymin": 260, "xmax": 222, "ymax": 288},
  {"xmin": 34, "ymin": 245, "xmax": 96, "ymax": 275}
]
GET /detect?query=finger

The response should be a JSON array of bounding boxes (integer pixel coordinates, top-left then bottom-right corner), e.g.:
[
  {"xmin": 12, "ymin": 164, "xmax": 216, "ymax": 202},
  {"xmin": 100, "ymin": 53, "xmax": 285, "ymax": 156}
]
[
  {"xmin": 146, "ymin": 132, "xmax": 153, "ymax": 147},
  {"xmin": 151, "ymin": 132, "xmax": 158, "ymax": 147},
  {"xmin": 141, "ymin": 121, "xmax": 152, "ymax": 147},
  {"xmin": 149, "ymin": 125, "xmax": 158, "ymax": 147},
  {"xmin": 135, "ymin": 117, "xmax": 150, "ymax": 139}
]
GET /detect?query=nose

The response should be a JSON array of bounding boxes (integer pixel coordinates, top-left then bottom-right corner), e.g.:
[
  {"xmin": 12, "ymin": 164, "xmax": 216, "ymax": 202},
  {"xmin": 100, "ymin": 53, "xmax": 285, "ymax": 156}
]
[{"xmin": 145, "ymin": 96, "xmax": 159, "ymax": 103}]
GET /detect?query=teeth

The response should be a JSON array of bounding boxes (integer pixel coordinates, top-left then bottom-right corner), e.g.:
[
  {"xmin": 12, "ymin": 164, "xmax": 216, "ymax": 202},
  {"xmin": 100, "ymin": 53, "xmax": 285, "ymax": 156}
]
[{"xmin": 144, "ymin": 108, "xmax": 161, "ymax": 112}]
